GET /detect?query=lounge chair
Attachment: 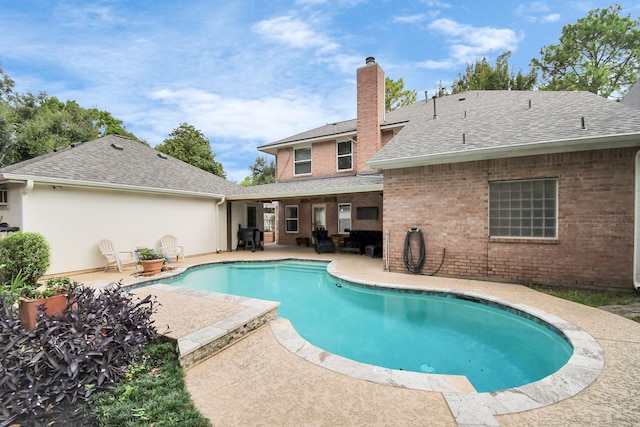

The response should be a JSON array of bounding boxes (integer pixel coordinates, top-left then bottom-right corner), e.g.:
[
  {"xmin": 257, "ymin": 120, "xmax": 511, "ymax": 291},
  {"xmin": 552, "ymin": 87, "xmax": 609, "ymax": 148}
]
[
  {"xmin": 160, "ymin": 234, "xmax": 185, "ymax": 261},
  {"xmin": 312, "ymin": 227, "xmax": 335, "ymax": 254},
  {"xmin": 97, "ymin": 239, "xmax": 138, "ymax": 273}
]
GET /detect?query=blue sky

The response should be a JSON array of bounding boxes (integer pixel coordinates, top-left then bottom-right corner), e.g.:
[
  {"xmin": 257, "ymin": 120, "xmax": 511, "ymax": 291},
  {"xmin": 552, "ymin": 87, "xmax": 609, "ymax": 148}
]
[{"xmin": 1, "ymin": 1, "xmax": 638, "ymax": 182}]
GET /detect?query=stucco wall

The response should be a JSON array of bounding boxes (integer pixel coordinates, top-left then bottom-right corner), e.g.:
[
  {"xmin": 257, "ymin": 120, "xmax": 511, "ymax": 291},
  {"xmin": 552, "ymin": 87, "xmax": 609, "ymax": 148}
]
[
  {"xmin": 383, "ymin": 147, "xmax": 638, "ymax": 290},
  {"xmin": 21, "ymin": 184, "xmax": 226, "ymax": 274}
]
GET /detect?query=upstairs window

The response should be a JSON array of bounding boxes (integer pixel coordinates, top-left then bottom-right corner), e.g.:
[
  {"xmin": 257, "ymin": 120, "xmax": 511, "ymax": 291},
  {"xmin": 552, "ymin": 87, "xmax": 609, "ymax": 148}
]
[
  {"xmin": 489, "ymin": 178, "xmax": 557, "ymax": 238},
  {"xmin": 0, "ymin": 188, "xmax": 6, "ymax": 206},
  {"xmin": 294, "ymin": 147, "xmax": 311, "ymax": 175},
  {"xmin": 337, "ymin": 140, "xmax": 353, "ymax": 171}
]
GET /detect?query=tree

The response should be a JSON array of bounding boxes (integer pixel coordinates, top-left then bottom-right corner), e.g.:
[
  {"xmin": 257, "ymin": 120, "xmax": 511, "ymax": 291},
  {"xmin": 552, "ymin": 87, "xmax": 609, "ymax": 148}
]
[
  {"xmin": 155, "ymin": 123, "xmax": 226, "ymax": 178},
  {"xmin": 451, "ymin": 51, "xmax": 537, "ymax": 94},
  {"xmin": 0, "ymin": 66, "xmax": 143, "ymax": 167},
  {"xmin": 385, "ymin": 77, "xmax": 417, "ymax": 111},
  {"xmin": 530, "ymin": 4, "xmax": 640, "ymax": 98},
  {"xmin": 241, "ymin": 156, "xmax": 275, "ymax": 186}
]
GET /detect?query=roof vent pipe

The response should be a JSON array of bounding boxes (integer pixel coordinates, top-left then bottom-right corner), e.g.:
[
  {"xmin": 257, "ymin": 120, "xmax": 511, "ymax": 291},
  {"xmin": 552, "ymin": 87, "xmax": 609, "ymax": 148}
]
[
  {"xmin": 425, "ymin": 91, "xmax": 428, "ymax": 102},
  {"xmin": 581, "ymin": 117, "xmax": 586, "ymax": 129},
  {"xmin": 462, "ymin": 133, "xmax": 466, "ymax": 144},
  {"xmin": 529, "ymin": 99, "xmax": 532, "ymax": 109},
  {"xmin": 432, "ymin": 96, "xmax": 437, "ymax": 118}
]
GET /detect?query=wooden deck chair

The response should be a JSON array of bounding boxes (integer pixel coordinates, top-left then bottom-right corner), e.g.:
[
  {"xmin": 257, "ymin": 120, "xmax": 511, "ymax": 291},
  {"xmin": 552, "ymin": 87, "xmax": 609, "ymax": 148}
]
[
  {"xmin": 98, "ymin": 239, "xmax": 138, "ymax": 273},
  {"xmin": 160, "ymin": 235, "xmax": 185, "ymax": 261}
]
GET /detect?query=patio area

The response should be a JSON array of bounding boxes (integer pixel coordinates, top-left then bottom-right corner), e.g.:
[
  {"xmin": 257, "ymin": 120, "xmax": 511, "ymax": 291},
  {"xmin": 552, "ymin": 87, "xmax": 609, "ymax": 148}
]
[{"xmin": 70, "ymin": 245, "xmax": 640, "ymax": 426}]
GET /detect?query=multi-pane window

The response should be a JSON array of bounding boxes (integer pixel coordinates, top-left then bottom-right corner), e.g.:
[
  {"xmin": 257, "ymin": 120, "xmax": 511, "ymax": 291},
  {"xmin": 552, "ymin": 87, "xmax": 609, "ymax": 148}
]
[
  {"xmin": 247, "ymin": 206, "xmax": 257, "ymax": 228},
  {"xmin": 0, "ymin": 188, "xmax": 6, "ymax": 205},
  {"xmin": 337, "ymin": 140, "xmax": 353, "ymax": 171},
  {"xmin": 285, "ymin": 205, "xmax": 298, "ymax": 233},
  {"xmin": 489, "ymin": 179, "xmax": 557, "ymax": 238},
  {"xmin": 294, "ymin": 147, "xmax": 311, "ymax": 175},
  {"xmin": 338, "ymin": 203, "xmax": 351, "ymax": 233}
]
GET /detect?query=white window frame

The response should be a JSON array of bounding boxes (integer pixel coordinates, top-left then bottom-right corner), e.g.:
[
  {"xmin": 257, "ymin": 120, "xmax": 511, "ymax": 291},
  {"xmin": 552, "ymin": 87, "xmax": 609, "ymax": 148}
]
[
  {"xmin": 336, "ymin": 140, "xmax": 353, "ymax": 171},
  {"xmin": 338, "ymin": 203, "xmax": 351, "ymax": 234},
  {"xmin": 285, "ymin": 205, "xmax": 299, "ymax": 233},
  {"xmin": 489, "ymin": 178, "xmax": 558, "ymax": 238},
  {"xmin": 294, "ymin": 146, "xmax": 311, "ymax": 176},
  {"xmin": 0, "ymin": 188, "xmax": 7, "ymax": 206}
]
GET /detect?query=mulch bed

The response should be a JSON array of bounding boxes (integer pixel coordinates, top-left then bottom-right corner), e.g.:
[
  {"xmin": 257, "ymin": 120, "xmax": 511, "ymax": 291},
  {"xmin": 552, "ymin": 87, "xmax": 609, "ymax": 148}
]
[{"xmin": 8, "ymin": 400, "xmax": 98, "ymax": 427}]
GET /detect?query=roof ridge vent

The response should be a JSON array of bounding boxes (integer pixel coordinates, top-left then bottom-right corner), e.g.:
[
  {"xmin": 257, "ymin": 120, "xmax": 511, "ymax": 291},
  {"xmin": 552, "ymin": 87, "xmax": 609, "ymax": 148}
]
[
  {"xmin": 157, "ymin": 152, "xmax": 168, "ymax": 159},
  {"xmin": 110, "ymin": 143, "xmax": 124, "ymax": 150}
]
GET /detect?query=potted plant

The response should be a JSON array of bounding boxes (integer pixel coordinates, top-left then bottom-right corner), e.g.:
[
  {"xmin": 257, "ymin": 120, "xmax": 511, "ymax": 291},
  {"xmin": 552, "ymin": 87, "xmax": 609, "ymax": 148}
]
[
  {"xmin": 136, "ymin": 248, "xmax": 167, "ymax": 276},
  {"xmin": 17, "ymin": 275, "xmax": 79, "ymax": 330}
]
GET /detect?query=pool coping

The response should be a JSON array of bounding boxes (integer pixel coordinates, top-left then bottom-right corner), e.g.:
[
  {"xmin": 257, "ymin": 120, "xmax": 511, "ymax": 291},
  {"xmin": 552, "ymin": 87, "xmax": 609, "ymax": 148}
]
[{"xmin": 129, "ymin": 258, "xmax": 605, "ymax": 426}]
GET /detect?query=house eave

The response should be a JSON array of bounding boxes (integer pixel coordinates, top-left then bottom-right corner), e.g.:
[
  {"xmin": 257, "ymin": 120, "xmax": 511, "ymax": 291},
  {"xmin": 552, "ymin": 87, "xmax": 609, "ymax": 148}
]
[
  {"xmin": 0, "ymin": 174, "xmax": 226, "ymax": 200},
  {"xmin": 367, "ymin": 133, "xmax": 640, "ymax": 170},
  {"xmin": 227, "ymin": 183, "xmax": 383, "ymax": 201}
]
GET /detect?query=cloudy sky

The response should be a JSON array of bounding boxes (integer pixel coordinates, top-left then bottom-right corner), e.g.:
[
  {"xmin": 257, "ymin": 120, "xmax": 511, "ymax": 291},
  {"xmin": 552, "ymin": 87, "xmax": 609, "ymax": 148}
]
[{"xmin": 1, "ymin": 1, "xmax": 638, "ymax": 182}]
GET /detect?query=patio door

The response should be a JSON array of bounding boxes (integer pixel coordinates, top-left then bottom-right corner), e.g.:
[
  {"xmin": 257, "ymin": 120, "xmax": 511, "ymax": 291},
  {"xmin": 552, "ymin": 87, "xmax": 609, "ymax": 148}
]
[{"xmin": 312, "ymin": 204, "xmax": 326, "ymax": 241}]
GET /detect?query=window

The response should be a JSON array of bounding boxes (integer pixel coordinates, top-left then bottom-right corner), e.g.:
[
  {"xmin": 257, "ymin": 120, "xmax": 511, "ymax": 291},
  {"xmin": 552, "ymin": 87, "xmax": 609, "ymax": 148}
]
[
  {"xmin": 247, "ymin": 206, "xmax": 257, "ymax": 228},
  {"xmin": 285, "ymin": 205, "xmax": 298, "ymax": 233},
  {"xmin": 0, "ymin": 188, "xmax": 6, "ymax": 206},
  {"xmin": 489, "ymin": 179, "xmax": 557, "ymax": 238},
  {"xmin": 337, "ymin": 140, "xmax": 352, "ymax": 171},
  {"xmin": 338, "ymin": 203, "xmax": 351, "ymax": 233},
  {"xmin": 294, "ymin": 147, "xmax": 311, "ymax": 175}
]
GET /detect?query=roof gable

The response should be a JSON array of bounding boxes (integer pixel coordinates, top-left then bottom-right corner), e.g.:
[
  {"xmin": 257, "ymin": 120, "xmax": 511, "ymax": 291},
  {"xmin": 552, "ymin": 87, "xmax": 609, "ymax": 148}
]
[{"xmin": 0, "ymin": 135, "xmax": 240, "ymax": 196}]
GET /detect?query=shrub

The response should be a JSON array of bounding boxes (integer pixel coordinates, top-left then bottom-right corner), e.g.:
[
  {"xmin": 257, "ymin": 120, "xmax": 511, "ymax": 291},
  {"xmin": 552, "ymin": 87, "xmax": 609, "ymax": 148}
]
[
  {"xmin": 0, "ymin": 232, "xmax": 50, "ymax": 287},
  {"xmin": 0, "ymin": 283, "xmax": 158, "ymax": 424}
]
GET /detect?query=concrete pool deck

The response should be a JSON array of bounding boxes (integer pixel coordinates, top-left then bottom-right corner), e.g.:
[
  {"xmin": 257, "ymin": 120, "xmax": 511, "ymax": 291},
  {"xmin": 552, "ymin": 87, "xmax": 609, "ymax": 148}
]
[{"xmin": 71, "ymin": 245, "xmax": 640, "ymax": 426}]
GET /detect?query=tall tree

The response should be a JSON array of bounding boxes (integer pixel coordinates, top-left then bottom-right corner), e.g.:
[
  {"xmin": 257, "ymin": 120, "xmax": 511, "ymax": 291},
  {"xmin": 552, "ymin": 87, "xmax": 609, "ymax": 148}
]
[
  {"xmin": 385, "ymin": 77, "xmax": 417, "ymax": 111},
  {"xmin": 451, "ymin": 51, "xmax": 537, "ymax": 94},
  {"xmin": 531, "ymin": 4, "xmax": 640, "ymax": 98},
  {"xmin": 155, "ymin": 123, "xmax": 226, "ymax": 178},
  {"xmin": 89, "ymin": 109, "xmax": 144, "ymax": 143},
  {"xmin": 241, "ymin": 155, "xmax": 275, "ymax": 186}
]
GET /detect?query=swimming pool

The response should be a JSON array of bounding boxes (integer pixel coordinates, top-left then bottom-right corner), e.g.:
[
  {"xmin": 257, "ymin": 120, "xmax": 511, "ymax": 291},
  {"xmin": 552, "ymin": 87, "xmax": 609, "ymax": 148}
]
[{"xmin": 164, "ymin": 260, "xmax": 573, "ymax": 392}]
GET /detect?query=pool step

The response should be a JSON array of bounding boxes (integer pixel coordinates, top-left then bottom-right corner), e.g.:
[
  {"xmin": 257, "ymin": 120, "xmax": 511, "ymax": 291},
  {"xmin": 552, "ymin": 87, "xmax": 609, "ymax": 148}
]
[
  {"xmin": 178, "ymin": 303, "xmax": 279, "ymax": 369},
  {"xmin": 141, "ymin": 284, "xmax": 280, "ymax": 370}
]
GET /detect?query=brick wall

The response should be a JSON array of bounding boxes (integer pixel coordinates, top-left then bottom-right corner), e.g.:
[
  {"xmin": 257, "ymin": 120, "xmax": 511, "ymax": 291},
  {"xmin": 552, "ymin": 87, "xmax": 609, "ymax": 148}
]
[{"xmin": 383, "ymin": 147, "xmax": 637, "ymax": 290}]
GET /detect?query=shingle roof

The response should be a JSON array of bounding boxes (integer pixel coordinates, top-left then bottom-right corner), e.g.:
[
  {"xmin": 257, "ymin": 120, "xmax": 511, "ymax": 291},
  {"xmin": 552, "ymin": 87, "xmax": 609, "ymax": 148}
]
[
  {"xmin": 258, "ymin": 119, "xmax": 357, "ymax": 153},
  {"xmin": 0, "ymin": 135, "xmax": 241, "ymax": 196},
  {"xmin": 228, "ymin": 172, "xmax": 383, "ymax": 201},
  {"xmin": 622, "ymin": 80, "xmax": 640, "ymax": 111},
  {"xmin": 369, "ymin": 90, "xmax": 640, "ymax": 168}
]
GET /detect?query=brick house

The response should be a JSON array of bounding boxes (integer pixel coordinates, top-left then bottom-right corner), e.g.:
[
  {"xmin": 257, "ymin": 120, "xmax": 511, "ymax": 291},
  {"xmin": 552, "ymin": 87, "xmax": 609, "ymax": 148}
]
[{"xmin": 238, "ymin": 57, "xmax": 640, "ymax": 291}]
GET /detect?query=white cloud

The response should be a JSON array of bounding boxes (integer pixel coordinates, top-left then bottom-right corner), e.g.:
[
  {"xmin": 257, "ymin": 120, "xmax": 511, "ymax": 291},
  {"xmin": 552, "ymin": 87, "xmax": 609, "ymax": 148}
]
[
  {"xmin": 515, "ymin": 2, "xmax": 560, "ymax": 23},
  {"xmin": 541, "ymin": 13, "xmax": 560, "ymax": 23},
  {"xmin": 428, "ymin": 18, "xmax": 520, "ymax": 64},
  {"xmin": 253, "ymin": 15, "xmax": 339, "ymax": 51},
  {"xmin": 393, "ymin": 13, "xmax": 428, "ymax": 24}
]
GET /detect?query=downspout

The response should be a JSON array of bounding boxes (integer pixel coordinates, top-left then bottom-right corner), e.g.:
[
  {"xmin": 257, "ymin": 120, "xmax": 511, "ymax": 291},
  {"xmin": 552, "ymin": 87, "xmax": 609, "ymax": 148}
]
[
  {"xmin": 634, "ymin": 151, "xmax": 640, "ymax": 290},
  {"xmin": 215, "ymin": 196, "xmax": 226, "ymax": 252}
]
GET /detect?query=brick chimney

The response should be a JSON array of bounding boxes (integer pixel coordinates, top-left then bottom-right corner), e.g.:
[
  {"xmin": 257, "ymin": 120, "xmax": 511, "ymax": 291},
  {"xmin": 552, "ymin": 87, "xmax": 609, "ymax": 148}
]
[{"xmin": 356, "ymin": 56, "xmax": 385, "ymax": 172}]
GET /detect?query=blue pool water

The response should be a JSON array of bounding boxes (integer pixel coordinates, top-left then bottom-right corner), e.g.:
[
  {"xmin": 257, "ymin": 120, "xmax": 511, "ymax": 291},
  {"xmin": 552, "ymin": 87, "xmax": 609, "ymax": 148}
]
[{"xmin": 164, "ymin": 260, "xmax": 573, "ymax": 392}]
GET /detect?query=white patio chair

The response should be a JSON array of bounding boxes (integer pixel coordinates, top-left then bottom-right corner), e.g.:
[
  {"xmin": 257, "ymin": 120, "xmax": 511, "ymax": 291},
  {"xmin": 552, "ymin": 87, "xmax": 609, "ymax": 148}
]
[
  {"xmin": 97, "ymin": 239, "xmax": 138, "ymax": 273},
  {"xmin": 160, "ymin": 235, "xmax": 185, "ymax": 261}
]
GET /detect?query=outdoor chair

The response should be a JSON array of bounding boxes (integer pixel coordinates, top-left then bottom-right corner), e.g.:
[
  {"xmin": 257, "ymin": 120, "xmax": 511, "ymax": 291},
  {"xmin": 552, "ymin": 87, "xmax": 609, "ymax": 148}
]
[
  {"xmin": 312, "ymin": 227, "xmax": 335, "ymax": 254},
  {"xmin": 160, "ymin": 234, "xmax": 185, "ymax": 261},
  {"xmin": 97, "ymin": 239, "xmax": 139, "ymax": 273}
]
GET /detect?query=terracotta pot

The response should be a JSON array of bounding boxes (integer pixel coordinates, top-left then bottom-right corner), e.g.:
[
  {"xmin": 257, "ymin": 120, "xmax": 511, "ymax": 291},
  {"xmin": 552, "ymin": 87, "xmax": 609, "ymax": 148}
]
[
  {"xmin": 19, "ymin": 294, "xmax": 69, "ymax": 331},
  {"xmin": 140, "ymin": 259, "xmax": 164, "ymax": 276}
]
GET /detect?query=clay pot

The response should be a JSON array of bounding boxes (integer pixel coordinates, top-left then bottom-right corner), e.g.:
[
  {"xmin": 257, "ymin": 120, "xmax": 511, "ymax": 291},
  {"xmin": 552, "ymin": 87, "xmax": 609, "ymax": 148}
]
[
  {"xmin": 140, "ymin": 259, "xmax": 164, "ymax": 276},
  {"xmin": 19, "ymin": 294, "xmax": 69, "ymax": 331}
]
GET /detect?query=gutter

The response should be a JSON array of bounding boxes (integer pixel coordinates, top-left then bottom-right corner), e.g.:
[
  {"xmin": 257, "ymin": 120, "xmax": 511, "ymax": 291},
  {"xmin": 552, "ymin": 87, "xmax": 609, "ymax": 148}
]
[
  {"xmin": 367, "ymin": 133, "xmax": 640, "ymax": 170},
  {"xmin": 635, "ymin": 150, "xmax": 640, "ymax": 290},
  {"xmin": 0, "ymin": 173, "xmax": 226, "ymax": 200},
  {"xmin": 215, "ymin": 196, "xmax": 226, "ymax": 252}
]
